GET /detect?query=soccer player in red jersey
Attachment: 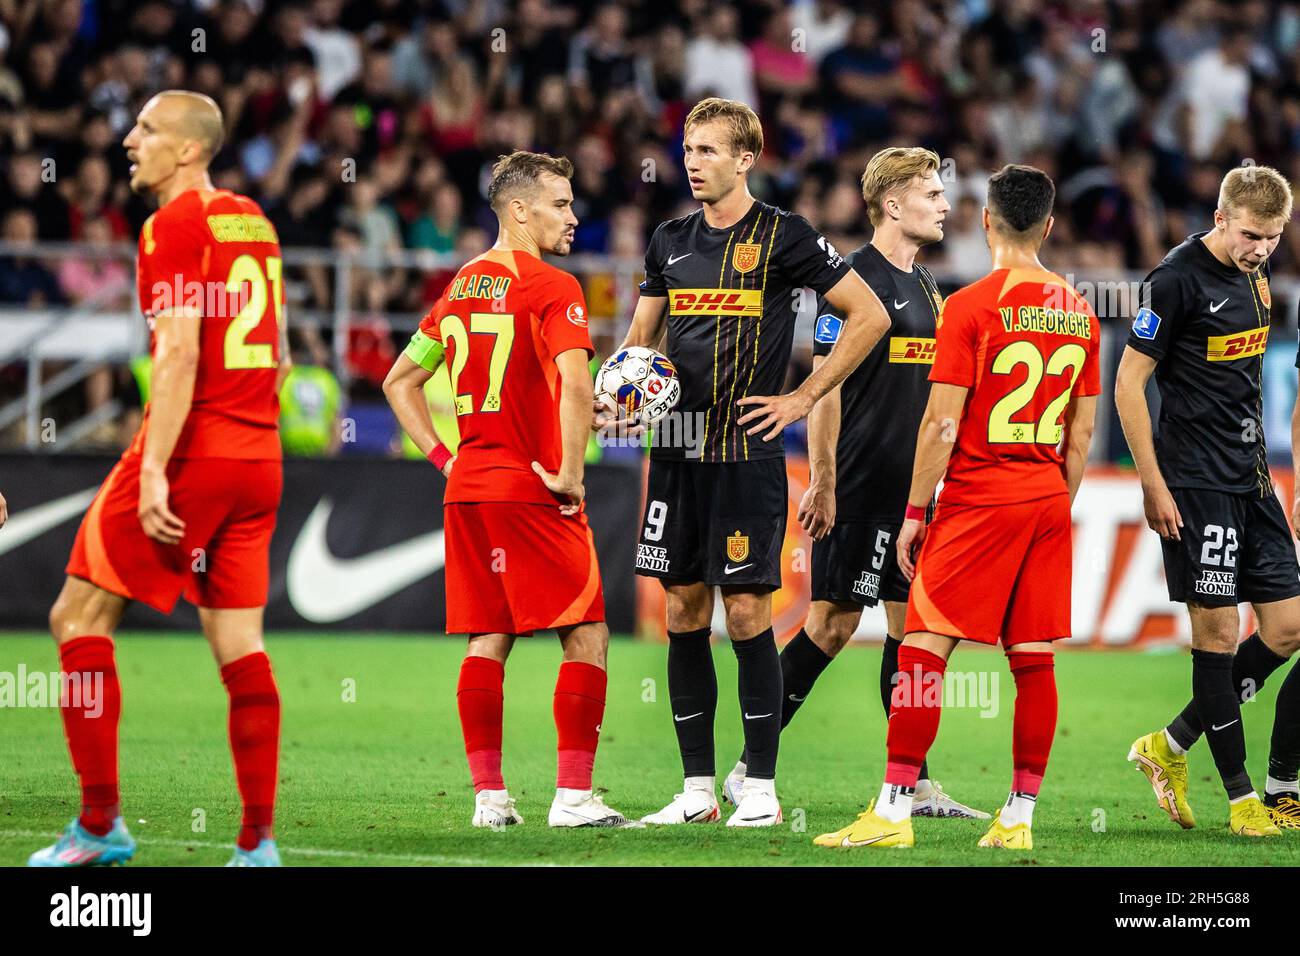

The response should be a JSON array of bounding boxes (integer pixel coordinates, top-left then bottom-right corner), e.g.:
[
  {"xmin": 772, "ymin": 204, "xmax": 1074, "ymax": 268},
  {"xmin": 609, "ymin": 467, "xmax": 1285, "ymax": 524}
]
[
  {"xmin": 384, "ymin": 151, "xmax": 632, "ymax": 828},
  {"xmin": 815, "ymin": 165, "xmax": 1100, "ymax": 851},
  {"xmin": 28, "ymin": 92, "xmax": 288, "ymax": 868}
]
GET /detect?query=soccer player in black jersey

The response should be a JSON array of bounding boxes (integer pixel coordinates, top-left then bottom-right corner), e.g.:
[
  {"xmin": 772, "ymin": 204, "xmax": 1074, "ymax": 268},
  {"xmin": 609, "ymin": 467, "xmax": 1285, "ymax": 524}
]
[
  {"xmin": 622, "ymin": 98, "xmax": 891, "ymax": 826},
  {"xmin": 1117, "ymin": 165, "xmax": 1300, "ymax": 836},
  {"xmin": 717, "ymin": 147, "xmax": 985, "ymax": 819}
]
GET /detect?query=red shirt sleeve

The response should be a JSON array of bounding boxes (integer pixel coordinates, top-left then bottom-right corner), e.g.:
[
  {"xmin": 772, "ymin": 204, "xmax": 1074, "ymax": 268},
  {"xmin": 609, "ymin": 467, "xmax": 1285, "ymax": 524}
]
[
  {"xmin": 1076, "ymin": 310, "xmax": 1102, "ymax": 397},
  {"xmin": 137, "ymin": 207, "xmax": 210, "ymax": 318},
  {"xmin": 417, "ymin": 296, "xmax": 445, "ymax": 344},
  {"xmin": 929, "ymin": 291, "xmax": 979, "ymax": 388},
  {"xmin": 534, "ymin": 269, "xmax": 594, "ymax": 359}
]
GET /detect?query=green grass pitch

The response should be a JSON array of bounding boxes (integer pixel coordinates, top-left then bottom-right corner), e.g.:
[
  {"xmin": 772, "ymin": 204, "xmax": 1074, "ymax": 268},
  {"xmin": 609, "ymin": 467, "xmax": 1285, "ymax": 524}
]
[{"xmin": 2, "ymin": 632, "xmax": 1299, "ymax": 867}]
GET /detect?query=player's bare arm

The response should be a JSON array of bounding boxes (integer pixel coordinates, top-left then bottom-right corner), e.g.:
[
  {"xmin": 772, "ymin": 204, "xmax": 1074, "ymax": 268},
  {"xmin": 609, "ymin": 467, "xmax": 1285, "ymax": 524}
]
[
  {"xmin": 1061, "ymin": 394, "xmax": 1098, "ymax": 503},
  {"xmin": 737, "ymin": 269, "xmax": 889, "ymax": 441},
  {"xmin": 1114, "ymin": 345, "xmax": 1182, "ymax": 540},
  {"xmin": 798, "ymin": 353, "xmax": 839, "ymax": 540},
  {"xmin": 382, "ymin": 352, "xmax": 454, "ymax": 476},
  {"xmin": 603, "ymin": 293, "xmax": 670, "ymax": 432},
  {"xmin": 275, "ymin": 308, "xmax": 292, "ymax": 394},
  {"xmin": 0, "ymin": 488, "xmax": 7, "ymax": 528},
  {"xmin": 896, "ymin": 381, "xmax": 968, "ymax": 580},
  {"xmin": 532, "ymin": 347, "xmax": 594, "ymax": 516},
  {"xmin": 138, "ymin": 306, "xmax": 201, "ymax": 546}
]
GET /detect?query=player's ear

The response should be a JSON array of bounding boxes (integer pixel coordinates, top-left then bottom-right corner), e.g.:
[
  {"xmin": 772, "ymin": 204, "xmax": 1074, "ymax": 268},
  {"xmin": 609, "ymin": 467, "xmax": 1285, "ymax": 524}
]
[
  {"xmin": 981, "ymin": 207, "xmax": 991, "ymax": 232},
  {"xmin": 1042, "ymin": 215, "xmax": 1055, "ymax": 241}
]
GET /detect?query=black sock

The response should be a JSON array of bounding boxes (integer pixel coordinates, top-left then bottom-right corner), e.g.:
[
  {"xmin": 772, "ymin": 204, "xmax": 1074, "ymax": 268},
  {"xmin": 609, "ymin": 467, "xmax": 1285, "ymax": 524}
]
[
  {"xmin": 667, "ymin": 627, "xmax": 717, "ymax": 778},
  {"xmin": 734, "ymin": 628, "xmax": 782, "ymax": 779},
  {"xmin": 1269, "ymin": 658, "xmax": 1300, "ymax": 783},
  {"xmin": 1168, "ymin": 633, "xmax": 1287, "ymax": 749},
  {"xmin": 1192, "ymin": 648, "xmax": 1252, "ymax": 799},
  {"xmin": 882, "ymin": 635, "xmax": 930, "ymax": 781},
  {"xmin": 738, "ymin": 628, "xmax": 832, "ymax": 765}
]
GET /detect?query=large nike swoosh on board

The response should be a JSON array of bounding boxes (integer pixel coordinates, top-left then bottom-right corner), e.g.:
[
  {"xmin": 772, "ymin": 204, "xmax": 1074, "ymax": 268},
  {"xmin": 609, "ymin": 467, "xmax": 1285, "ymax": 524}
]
[
  {"xmin": 0, "ymin": 488, "xmax": 98, "ymax": 556},
  {"xmin": 287, "ymin": 496, "xmax": 445, "ymax": 623}
]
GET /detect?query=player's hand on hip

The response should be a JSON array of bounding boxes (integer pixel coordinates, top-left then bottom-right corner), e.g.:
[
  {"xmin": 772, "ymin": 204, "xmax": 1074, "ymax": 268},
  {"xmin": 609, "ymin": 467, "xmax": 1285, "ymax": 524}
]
[
  {"xmin": 896, "ymin": 517, "xmax": 926, "ymax": 582},
  {"xmin": 137, "ymin": 467, "xmax": 186, "ymax": 545},
  {"xmin": 0, "ymin": 488, "xmax": 8, "ymax": 528},
  {"xmin": 797, "ymin": 481, "xmax": 835, "ymax": 539},
  {"xmin": 442, "ymin": 456, "xmax": 455, "ymax": 478},
  {"xmin": 737, "ymin": 390, "xmax": 815, "ymax": 442},
  {"xmin": 531, "ymin": 461, "xmax": 584, "ymax": 516},
  {"xmin": 1141, "ymin": 481, "xmax": 1182, "ymax": 541},
  {"xmin": 1294, "ymin": 496, "xmax": 1300, "ymax": 541}
]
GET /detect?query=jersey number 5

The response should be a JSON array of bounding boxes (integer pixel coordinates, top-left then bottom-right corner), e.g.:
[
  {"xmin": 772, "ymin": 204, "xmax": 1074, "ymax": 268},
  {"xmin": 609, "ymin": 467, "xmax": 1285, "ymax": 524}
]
[
  {"xmin": 441, "ymin": 312, "xmax": 515, "ymax": 414},
  {"xmin": 987, "ymin": 341, "xmax": 1086, "ymax": 444},
  {"xmin": 224, "ymin": 254, "xmax": 283, "ymax": 369}
]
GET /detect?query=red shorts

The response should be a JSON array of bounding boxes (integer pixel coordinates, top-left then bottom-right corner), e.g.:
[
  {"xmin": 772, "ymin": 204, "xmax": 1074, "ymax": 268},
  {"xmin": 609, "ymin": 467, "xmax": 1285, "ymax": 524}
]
[
  {"xmin": 66, "ymin": 454, "xmax": 281, "ymax": 613},
  {"xmin": 443, "ymin": 502, "xmax": 605, "ymax": 635},
  {"xmin": 904, "ymin": 493, "xmax": 1072, "ymax": 646}
]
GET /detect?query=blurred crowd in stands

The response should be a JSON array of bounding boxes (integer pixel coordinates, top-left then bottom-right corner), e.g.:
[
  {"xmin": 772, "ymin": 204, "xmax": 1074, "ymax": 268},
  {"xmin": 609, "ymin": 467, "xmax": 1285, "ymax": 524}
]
[{"xmin": 2, "ymin": 0, "xmax": 1299, "ymax": 453}]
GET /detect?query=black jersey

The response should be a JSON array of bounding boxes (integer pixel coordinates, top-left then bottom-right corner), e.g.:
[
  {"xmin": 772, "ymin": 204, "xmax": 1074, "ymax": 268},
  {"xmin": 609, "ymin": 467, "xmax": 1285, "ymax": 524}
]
[
  {"xmin": 812, "ymin": 243, "xmax": 943, "ymax": 520},
  {"xmin": 1126, "ymin": 232, "xmax": 1274, "ymax": 498},
  {"xmin": 640, "ymin": 199, "xmax": 852, "ymax": 463}
]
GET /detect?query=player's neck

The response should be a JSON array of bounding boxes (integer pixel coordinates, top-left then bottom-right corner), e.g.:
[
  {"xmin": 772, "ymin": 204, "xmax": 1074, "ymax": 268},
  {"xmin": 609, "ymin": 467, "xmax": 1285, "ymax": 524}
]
[
  {"xmin": 701, "ymin": 185, "xmax": 755, "ymax": 230},
  {"xmin": 154, "ymin": 169, "xmax": 214, "ymax": 208},
  {"xmin": 493, "ymin": 227, "xmax": 541, "ymax": 260},
  {"xmin": 870, "ymin": 228, "xmax": 920, "ymax": 272},
  {"xmin": 989, "ymin": 242, "xmax": 1046, "ymax": 273}
]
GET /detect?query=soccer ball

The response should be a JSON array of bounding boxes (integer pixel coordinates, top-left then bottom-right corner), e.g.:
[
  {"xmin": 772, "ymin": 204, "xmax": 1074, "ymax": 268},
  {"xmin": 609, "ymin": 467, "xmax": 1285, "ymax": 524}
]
[{"xmin": 595, "ymin": 346, "xmax": 681, "ymax": 425}]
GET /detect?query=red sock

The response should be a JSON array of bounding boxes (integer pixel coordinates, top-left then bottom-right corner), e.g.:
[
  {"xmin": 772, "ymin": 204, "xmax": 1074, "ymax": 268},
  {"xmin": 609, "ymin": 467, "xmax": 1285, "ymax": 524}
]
[
  {"xmin": 1009, "ymin": 652, "xmax": 1057, "ymax": 795},
  {"xmin": 59, "ymin": 636, "xmax": 121, "ymax": 836},
  {"xmin": 221, "ymin": 652, "xmax": 281, "ymax": 851},
  {"xmin": 885, "ymin": 646, "xmax": 947, "ymax": 788},
  {"xmin": 458, "ymin": 656, "xmax": 505, "ymax": 792},
  {"xmin": 554, "ymin": 661, "xmax": 607, "ymax": 790}
]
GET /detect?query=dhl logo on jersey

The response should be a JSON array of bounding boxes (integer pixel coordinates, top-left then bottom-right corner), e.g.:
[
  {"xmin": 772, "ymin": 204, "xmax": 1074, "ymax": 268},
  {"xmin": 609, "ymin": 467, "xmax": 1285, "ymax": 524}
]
[
  {"xmin": 1206, "ymin": 326, "xmax": 1269, "ymax": 361},
  {"xmin": 669, "ymin": 289, "xmax": 763, "ymax": 316},
  {"xmin": 888, "ymin": 337, "xmax": 936, "ymax": 364}
]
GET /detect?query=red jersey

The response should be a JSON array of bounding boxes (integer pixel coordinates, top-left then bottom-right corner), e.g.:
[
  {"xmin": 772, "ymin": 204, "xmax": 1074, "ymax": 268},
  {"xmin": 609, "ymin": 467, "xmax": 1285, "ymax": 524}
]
[
  {"xmin": 409, "ymin": 248, "xmax": 594, "ymax": 504},
  {"xmin": 929, "ymin": 267, "xmax": 1101, "ymax": 506},
  {"xmin": 131, "ymin": 189, "xmax": 283, "ymax": 460}
]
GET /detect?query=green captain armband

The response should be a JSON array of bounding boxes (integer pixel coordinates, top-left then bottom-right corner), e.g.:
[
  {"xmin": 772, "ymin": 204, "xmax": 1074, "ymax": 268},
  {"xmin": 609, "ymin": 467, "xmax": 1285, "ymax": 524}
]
[{"xmin": 404, "ymin": 331, "xmax": 445, "ymax": 372}]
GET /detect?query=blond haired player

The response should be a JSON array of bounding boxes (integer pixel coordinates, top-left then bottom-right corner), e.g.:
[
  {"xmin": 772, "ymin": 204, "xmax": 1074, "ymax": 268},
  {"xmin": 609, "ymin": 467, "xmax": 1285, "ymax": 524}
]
[{"xmin": 1118, "ymin": 164, "xmax": 1300, "ymax": 836}]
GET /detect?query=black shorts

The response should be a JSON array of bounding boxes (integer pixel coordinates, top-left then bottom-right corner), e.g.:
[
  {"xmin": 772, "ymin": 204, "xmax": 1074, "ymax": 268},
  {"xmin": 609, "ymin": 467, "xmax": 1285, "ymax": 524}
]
[
  {"xmin": 635, "ymin": 458, "xmax": 786, "ymax": 590},
  {"xmin": 1161, "ymin": 487, "xmax": 1300, "ymax": 607},
  {"xmin": 811, "ymin": 518, "xmax": 909, "ymax": 606}
]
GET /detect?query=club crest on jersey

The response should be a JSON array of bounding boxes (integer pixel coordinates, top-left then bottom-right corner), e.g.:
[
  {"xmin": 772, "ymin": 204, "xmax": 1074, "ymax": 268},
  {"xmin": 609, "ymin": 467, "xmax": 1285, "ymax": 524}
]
[
  {"xmin": 726, "ymin": 530, "xmax": 750, "ymax": 562},
  {"xmin": 1206, "ymin": 326, "xmax": 1269, "ymax": 361},
  {"xmin": 1256, "ymin": 274, "xmax": 1271, "ymax": 309},
  {"xmin": 1132, "ymin": 307, "xmax": 1161, "ymax": 340},
  {"xmin": 814, "ymin": 314, "xmax": 842, "ymax": 344},
  {"xmin": 566, "ymin": 302, "xmax": 587, "ymax": 326},
  {"xmin": 733, "ymin": 242, "xmax": 761, "ymax": 274}
]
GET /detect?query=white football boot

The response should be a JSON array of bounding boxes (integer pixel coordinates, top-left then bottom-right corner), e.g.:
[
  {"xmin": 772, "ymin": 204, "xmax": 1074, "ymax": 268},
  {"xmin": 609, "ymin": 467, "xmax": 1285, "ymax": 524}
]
[
  {"xmin": 548, "ymin": 789, "xmax": 639, "ymax": 828},
  {"xmin": 471, "ymin": 789, "xmax": 524, "ymax": 828},
  {"xmin": 725, "ymin": 786, "xmax": 783, "ymax": 828},
  {"xmin": 721, "ymin": 767, "xmax": 746, "ymax": 806},
  {"xmin": 910, "ymin": 779, "xmax": 991, "ymax": 819},
  {"xmin": 640, "ymin": 787, "xmax": 721, "ymax": 825}
]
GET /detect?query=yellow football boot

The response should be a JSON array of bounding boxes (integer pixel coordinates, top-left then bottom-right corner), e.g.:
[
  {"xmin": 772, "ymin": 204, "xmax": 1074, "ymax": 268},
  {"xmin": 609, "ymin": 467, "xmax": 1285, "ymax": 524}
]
[
  {"xmin": 1127, "ymin": 730, "xmax": 1195, "ymax": 829},
  {"xmin": 1265, "ymin": 794, "xmax": 1300, "ymax": 830},
  {"xmin": 977, "ymin": 810, "xmax": 1033, "ymax": 849},
  {"xmin": 1229, "ymin": 796, "xmax": 1282, "ymax": 837},
  {"xmin": 813, "ymin": 801, "xmax": 914, "ymax": 848}
]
